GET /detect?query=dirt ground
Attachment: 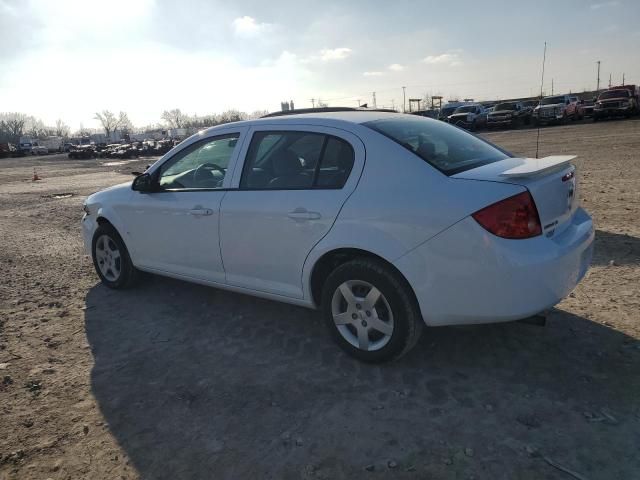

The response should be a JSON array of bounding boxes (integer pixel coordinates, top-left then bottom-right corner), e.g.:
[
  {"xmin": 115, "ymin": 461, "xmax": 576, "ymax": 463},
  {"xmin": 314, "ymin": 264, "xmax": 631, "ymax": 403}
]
[{"xmin": 0, "ymin": 119, "xmax": 639, "ymax": 480}]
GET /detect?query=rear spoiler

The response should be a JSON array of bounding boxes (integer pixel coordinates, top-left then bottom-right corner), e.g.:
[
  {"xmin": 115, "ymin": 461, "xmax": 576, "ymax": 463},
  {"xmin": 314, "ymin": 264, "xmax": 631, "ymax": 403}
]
[{"xmin": 499, "ymin": 155, "xmax": 576, "ymax": 178}]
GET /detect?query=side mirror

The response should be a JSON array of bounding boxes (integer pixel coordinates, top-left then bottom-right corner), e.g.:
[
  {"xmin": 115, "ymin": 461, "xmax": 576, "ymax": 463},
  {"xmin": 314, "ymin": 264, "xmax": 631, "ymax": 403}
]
[{"xmin": 132, "ymin": 172, "xmax": 153, "ymax": 192}]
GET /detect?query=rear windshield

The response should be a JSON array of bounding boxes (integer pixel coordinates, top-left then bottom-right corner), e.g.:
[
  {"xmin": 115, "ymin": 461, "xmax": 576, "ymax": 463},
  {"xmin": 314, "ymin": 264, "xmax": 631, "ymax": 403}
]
[
  {"xmin": 363, "ymin": 116, "xmax": 510, "ymax": 176},
  {"xmin": 599, "ymin": 89, "xmax": 630, "ymax": 99}
]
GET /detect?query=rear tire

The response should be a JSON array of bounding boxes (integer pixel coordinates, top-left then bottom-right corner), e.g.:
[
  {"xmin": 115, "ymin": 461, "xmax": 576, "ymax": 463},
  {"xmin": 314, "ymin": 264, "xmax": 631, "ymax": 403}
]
[
  {"xmin": 91, "ymin": 223, "xmax": 138, "ymax": 289},
  {"xmin": 321, "ymin": 258, "xmax": 423, "ymax": 363}
]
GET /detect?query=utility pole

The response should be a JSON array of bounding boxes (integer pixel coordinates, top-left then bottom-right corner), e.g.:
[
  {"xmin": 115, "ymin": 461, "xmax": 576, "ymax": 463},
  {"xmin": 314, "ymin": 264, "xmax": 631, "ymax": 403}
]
[
  {"xmin": 391, "ymin": 99, "xmax": 395, "ymax": 110},
  {"xmin": 357, "ymin": 99, "xmax": 361, "ymax": 107},
  {"xmin": 372, "ymin": 92, "xmax": 377, "ymax": 108},
  {"xmin": 596, "ymin": 60, "xmax": 601, "ymax": 92},
  {"xmin": 609, "ymin": 73, "xmax": 612, "ymax": 88},
  {"xmin": 551, "ymin": 78, "xmax": 554, "ymax": 95},
  {"xmin": 622, "ymin": 73, "xmax": 625, "ymax": 85},
  {"xmin": 311, "ymin": 98, "xmax": 315, "ymax": 108},
  {"xmin": 402, "ymin": 86, "xmax": 406, "ymax": 113}
]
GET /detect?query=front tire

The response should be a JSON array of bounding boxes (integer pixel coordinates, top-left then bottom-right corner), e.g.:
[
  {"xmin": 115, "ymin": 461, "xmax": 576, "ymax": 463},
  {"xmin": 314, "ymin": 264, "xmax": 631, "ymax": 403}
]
[
  {"xmin": 321, "ymin": 259, "xmax": 423, "ymax": 362},
  {"xmin": 91, "ymin": 224, "xmax": 138, "ymax": 289}
]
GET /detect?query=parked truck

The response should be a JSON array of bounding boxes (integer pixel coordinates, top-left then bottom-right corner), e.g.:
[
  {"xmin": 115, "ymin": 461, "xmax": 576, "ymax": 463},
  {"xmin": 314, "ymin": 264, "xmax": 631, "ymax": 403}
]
[
  {"xmin": 593, "ymin": 85, "xmax": 639, "ymax": 121},
  {"xmin": 40, "ymin": 136, "xmax": 64, "ymax": 153}
]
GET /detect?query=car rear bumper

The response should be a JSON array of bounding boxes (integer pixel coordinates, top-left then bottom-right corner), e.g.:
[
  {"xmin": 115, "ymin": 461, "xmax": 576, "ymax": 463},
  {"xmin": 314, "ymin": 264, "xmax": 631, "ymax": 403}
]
[{"xmin": 394, "ymin": 208, "xmax": 594, "ymax": 326}]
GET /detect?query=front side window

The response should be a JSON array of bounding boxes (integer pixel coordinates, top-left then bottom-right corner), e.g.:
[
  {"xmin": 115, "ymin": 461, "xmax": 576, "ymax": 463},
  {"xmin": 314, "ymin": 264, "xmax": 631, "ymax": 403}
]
[
  {"xmin": 364, "ymin": 116, "xmax": 510, "ymax": 176},
  {"xmin": 240, "ymin": 131, "xmax": 354, "ymax": 189},
  {"xmin": 158, "ymin": 134, "xmax": 239, "ymax": 190}
]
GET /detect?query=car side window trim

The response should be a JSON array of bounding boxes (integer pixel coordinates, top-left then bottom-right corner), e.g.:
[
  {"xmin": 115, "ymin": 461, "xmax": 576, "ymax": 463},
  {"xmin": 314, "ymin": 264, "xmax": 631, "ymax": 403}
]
[
  {"xmin": 152, "ymin": 132, "xmax": 241, "ymax": 192},
  {"xmin": 238, "ymin": 130, "xmax": 354, "ymax": 191}
]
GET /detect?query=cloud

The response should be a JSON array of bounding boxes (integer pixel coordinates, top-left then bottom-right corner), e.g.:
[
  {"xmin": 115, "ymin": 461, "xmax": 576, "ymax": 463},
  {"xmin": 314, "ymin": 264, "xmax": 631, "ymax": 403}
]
[
  {"xmin": 232, "ymin": 16, "xmax": 271, "ymax": 37},
  {"xmin": 363, "ymin": 71, "xmax": 383, "ymax": 76},
  {"xmin": 590, "ymin": 1, "xmax": 619, "ymax": 9},
  {"xmin": 388, "ymin": 63, "xmax": 404, "ymax": 72},
  {"xmin": 319, "ymin": 47, "xmax": 352, "ymax": 61},
  {"xmin": 422, "ymin": 52, "xmax": 462, "ymax": 67}
]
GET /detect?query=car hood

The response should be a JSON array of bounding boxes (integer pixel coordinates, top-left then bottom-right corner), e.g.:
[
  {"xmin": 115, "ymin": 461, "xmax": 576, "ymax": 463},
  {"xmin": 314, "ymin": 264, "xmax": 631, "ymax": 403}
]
[
  {"xmin": 86, "ymin": 181, "xmax": 132, "ymax": 204},
  {"xmin": 598, "ymin": 97, "xmax": 628, "ymax": 102}
]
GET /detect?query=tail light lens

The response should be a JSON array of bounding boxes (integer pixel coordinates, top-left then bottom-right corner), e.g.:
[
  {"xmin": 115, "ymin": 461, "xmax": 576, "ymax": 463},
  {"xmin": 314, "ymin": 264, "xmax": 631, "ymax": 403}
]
[{"xmin": 472, "ymin": 191, "xmax": 542, "ymax": 239}]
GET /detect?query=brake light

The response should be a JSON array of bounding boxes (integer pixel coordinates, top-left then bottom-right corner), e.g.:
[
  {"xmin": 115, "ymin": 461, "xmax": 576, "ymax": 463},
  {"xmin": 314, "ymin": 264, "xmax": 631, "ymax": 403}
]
[{"xmin": 472, "ymin": 191, "xmax": 542, "ymax": 239}]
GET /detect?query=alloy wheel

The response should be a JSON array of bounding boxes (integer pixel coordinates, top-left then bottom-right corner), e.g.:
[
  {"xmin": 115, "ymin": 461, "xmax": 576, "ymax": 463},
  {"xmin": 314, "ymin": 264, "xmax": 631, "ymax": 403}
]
[
  {"xmin": 331, "ymin": 280, "xmax": 394, "ymax": 351},
  {"xmin": 95, "ymin": 234, "xmax": 121, "ymax": 282}
]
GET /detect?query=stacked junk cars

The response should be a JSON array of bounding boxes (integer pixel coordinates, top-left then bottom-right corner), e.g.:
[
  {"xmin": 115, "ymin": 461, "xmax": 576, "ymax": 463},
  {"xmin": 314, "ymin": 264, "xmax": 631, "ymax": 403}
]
[{"xmin": 66, "ymin": 140, "xmax": 179, "ymax": 160}]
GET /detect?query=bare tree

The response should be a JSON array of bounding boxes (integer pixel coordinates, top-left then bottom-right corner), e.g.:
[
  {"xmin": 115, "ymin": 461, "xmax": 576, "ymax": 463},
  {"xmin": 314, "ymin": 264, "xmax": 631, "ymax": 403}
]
[
  {"xmin": 249, "ymin": 110, "xmax": 270, "ymax": 119},
  {"xmin": 217, "ymin": 110, "xmax": 247, "ymax": 124},
  {"xmin": 55, "ymin": 119, "xmax": 70, "ymax": 137},
  {"xmin": 94, "ymin": 110, "xmax": 131, "ymax": 139},
  {"xmin": 25, "ymin": 117, "xmax": 46, "ymax": 138},
  {"xmin": 0, "ymin": 112, "xmax": 28, "ymax": 142},
  {"xmin": 161, "ymin": 109, "xmax": 188, "ymax": 129}
]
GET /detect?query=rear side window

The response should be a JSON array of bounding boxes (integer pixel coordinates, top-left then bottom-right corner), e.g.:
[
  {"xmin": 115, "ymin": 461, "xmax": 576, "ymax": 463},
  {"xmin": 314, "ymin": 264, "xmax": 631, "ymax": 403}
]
[
  {"xmin": 363, "ymin": 116, "xmax": 509, "ymax": 176},
  {"xmin": 240, "ymin": 131, "xmax": 355, "ymax": 189}
]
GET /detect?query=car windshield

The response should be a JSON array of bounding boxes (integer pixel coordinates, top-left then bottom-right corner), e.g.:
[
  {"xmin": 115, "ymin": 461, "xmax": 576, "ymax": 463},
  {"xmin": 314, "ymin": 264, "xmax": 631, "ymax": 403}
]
[
  {"xmin": 494, "ymin": 103, "xmax": 515, "ymax": 111},
  {"xmin": 441, "ymin": 106, "xmax": 457, "ymax": 116},
  {"xmin": 453, "ymin": 106, "xmax": 476, "ymax": 113},
  {"xmin": 363, "ymin": 116, "xmax": 510, "ymax": 176},
  {"xmin": 599, "ymin": 90, "xmax": 630, "ymax": 99},
  {"xmin": 541, "ymin": 96, "xmax": 565, "ymax": 105}
]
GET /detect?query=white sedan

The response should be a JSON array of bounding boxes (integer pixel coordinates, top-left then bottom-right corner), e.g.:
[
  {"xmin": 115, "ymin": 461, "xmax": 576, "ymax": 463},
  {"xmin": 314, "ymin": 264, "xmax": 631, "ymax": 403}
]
[{"xmin": 82, "ymin": 109, "xmax": 594, "ymax": 362}]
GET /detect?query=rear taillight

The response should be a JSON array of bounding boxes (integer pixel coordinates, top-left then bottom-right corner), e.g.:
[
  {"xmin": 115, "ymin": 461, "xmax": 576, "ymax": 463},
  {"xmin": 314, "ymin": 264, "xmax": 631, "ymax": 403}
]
[{"xmin": 472, "ymin": 191, "xmax": 542, "ymax": 239}]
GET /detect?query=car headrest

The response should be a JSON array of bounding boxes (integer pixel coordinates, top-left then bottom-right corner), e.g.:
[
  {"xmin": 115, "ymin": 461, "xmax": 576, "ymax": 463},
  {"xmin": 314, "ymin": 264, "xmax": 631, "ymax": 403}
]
[
  {"xmin": 417, "ymin": 142, "xmax": 435, "ymax": 159},
  {"xmin": 272, "ymin": 150, "xmax": 302, "ymax": 176}
]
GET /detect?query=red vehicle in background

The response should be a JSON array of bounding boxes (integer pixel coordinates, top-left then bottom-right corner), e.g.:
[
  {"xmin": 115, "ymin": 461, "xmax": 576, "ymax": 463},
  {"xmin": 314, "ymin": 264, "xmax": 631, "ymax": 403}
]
[{"xmin": 594, "ymin": 85, "xmax": 639, "ymax": 120}]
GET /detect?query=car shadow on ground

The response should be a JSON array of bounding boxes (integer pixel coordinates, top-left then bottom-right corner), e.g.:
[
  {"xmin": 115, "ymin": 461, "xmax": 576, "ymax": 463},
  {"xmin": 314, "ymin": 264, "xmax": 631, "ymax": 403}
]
[
  {"xmin": 593, "ymin": 229, "xmax": 640, "ymax": 266},
  {"xmin": 85, "ymin": 276, "xmax": 640, "ymax": 480}
]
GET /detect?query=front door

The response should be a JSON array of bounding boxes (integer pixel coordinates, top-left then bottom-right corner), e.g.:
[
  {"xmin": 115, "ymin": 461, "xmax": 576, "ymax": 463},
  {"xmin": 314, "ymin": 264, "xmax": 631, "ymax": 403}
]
[
  {"xmin": 118, "ymin": 130, "xmax": 245, "ymax": 283},
  {"xmin": 220, "ymin": 126, "xmax": 365, "ymax": 298}
]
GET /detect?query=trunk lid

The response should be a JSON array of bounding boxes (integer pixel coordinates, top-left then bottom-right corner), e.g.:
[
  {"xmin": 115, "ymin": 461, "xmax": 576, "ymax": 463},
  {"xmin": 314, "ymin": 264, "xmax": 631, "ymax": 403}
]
[{"xmin": 453, "ymin": 156, "xmax": 579, "ymax": 238}]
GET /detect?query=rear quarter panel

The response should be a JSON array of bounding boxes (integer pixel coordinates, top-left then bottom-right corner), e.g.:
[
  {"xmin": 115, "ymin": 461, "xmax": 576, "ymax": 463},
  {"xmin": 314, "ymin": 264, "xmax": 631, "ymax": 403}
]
[{"xmin": 302, "ymin": 127, "xmax": 525, "ymax": 303}]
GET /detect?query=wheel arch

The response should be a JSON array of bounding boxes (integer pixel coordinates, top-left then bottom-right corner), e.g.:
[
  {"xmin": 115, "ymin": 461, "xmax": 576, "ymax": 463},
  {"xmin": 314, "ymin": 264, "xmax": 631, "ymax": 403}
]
[
  {"xmin": 308, "ymin": 247, "xmax": 420, "ymax": 312},
  {"xmin": 93, "ymin": 208, "xmax": 133, "ymax": 256}
]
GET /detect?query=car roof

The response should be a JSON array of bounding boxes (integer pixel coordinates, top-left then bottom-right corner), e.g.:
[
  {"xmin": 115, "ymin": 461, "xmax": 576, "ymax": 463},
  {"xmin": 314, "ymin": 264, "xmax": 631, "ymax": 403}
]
[{"xmin": 199, "ymin": 110, "xmax": 407, "ymax": 134}]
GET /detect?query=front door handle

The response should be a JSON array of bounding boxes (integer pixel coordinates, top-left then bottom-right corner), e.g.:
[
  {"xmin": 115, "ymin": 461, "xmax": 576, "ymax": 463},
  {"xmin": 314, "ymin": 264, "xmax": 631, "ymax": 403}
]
[
  {"xmin": 287, "ymin": 209, "xmax": 321, "ymax": 221},
  {"xmin": 189, "ymin": 208, "xmax": 213, "ymax": 216}
]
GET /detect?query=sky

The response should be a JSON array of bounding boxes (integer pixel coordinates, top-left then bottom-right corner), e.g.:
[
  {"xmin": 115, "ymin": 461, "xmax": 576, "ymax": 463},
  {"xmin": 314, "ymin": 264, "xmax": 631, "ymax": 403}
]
[{"xmin": 1, "ymin": 0, "xmax": 638, "ymax": 130}]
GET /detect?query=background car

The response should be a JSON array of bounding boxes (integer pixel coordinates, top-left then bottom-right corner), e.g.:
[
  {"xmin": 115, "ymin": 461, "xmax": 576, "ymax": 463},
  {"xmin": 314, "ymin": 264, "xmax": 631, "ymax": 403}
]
[
  {"xmin": 446, "ymin": 104, "xmax": 486, "ymax": 130},
  {"xmin": 532, "ymin": 94, "xmax": 576, "ymax": 125},
  {"xmin": 594, "ymin": 87, "xmax": 639, "ymax": 120},
  {"xmin": 487, "ymin": 101, "xmax": 531, "ymax": 129},
  {"xmin": 31, "ymin": 145, "xmax": 49, "ymax": 155},
  {"xmin": 82, "ymin": 110, "xmax": 594, "ymax": 362}
]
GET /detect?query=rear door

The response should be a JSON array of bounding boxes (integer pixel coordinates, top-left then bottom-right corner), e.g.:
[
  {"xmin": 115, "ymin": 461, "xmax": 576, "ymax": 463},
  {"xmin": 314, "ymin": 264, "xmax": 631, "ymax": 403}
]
[{"xmin": 220, "ymin": 125, "xmax": 365, "ymax": 298}]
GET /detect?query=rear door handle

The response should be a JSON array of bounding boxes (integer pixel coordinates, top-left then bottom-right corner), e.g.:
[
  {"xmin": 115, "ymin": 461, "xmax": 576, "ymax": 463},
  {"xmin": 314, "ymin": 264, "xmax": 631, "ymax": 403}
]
[
  {"xmin": 189, "ymin": 208, "xmax": 213, "ymax": 216},
  {"xmin": 287, "ymin": 209, "xmax": 321, "ymax": 221}
]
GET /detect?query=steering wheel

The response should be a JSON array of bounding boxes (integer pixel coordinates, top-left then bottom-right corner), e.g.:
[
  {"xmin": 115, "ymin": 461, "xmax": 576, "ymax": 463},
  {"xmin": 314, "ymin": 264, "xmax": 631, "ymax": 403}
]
[{"xmin": 194, "ymin": 163, "xmax": 225, "ymax": 185}]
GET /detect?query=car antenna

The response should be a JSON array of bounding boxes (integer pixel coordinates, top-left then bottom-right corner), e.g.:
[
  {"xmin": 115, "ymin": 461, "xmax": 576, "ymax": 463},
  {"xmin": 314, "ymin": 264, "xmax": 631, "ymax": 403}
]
[{"xmin": 535, "ymin": 41, "xmax": 547, "ymax": 159}]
